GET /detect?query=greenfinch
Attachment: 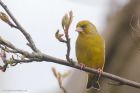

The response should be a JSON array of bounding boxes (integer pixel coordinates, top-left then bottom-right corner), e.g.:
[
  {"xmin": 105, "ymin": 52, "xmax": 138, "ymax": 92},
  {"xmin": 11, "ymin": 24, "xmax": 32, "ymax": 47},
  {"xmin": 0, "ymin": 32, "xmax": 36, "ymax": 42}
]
[{"xmin": 75, "ymin": 20, "xmax": 105, "ymax": 89}]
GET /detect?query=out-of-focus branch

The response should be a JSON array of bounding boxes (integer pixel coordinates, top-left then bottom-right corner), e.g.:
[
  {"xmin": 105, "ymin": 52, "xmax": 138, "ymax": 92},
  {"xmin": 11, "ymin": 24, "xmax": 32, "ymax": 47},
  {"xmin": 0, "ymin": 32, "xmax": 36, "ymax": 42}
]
[
  {"xmin": 52, "ymin": 67, "xmax": 67, "ymax": 93},
  {"xmin": 0, "ymin": 0, "xmax": 40, "ymax": 53}
]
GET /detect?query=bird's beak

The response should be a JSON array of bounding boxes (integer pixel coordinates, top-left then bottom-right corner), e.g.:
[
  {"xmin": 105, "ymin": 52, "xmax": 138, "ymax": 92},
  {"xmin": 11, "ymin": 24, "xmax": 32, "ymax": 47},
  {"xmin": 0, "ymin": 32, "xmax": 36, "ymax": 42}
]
[{"xmin": 75, "ymin": 27, "xmax": 84, "ymax": 32}]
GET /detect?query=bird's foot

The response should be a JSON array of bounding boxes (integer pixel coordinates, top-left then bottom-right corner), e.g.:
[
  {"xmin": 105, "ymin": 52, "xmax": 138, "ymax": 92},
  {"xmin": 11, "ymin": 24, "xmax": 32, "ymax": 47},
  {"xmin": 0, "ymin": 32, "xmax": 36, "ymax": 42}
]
[
  {"xmin": 97, "ymin": 68, "xmax": 103, "ymax": 81},
  {"xmin": 79, "ymin": 63, "xmax": 85, "ymax": 70}
]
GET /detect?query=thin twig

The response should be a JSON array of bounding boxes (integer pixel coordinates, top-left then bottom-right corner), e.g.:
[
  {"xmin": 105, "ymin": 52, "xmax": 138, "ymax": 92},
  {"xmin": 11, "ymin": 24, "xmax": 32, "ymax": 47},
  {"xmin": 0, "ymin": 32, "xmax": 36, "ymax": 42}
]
[
  {"xmin": 65, "ymin": 37, "xmax": 71, "ymax": 62},
  {"xmin": 0, "ymin": 0, "xmax": 40, "ymax": 53},
  {"xmin": 0, "ymin": 36, "xmax": 31, "ymax": 56},
  {"xmin": 64, "ymin": 11, "xmax": 73, "ymax": 63},
  {"xmin": 57, "ymin": 11, "xmax": 73, "ymax": 63},
  {"xmin": 0, "ymin": 45, "xmax": 19, "ymax": 53},
  {"xmin": 13, "ymin": 58, "xmax": 43, "ymax": 63},
  {"xmin": 60, "ymin": 85, "xmax": 67, "ymax": 93},
  {"xmin": 52, "ymin": 67, "xmax": 67, "ymax": 93}
]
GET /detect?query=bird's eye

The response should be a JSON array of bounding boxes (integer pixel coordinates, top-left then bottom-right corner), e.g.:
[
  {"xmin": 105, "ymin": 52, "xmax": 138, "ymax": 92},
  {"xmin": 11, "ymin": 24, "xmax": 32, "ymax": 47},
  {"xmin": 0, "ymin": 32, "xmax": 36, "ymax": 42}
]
[{"xmin": 81, "ymin": 25, "xmax": 86, "ymax": 28}]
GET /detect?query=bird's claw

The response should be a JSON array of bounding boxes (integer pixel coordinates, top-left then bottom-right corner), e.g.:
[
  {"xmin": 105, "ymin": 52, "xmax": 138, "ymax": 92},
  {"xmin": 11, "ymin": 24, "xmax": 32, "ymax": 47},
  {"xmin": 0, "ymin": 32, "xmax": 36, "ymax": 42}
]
[
  {"xmin": 97, "ymin": 68, "xmax": 103, "ymax": 81},
  {"xmin": 79, "ymin": 63, "xmax": 85, "ymax": 70}
]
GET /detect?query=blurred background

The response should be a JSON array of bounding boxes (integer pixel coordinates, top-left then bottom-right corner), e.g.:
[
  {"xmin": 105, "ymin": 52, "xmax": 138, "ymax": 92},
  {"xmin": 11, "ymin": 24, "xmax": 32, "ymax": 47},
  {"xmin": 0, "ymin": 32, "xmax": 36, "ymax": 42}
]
[{"xmin": 0, "ymin": 0, "xmax": 140, "ymax": 93}]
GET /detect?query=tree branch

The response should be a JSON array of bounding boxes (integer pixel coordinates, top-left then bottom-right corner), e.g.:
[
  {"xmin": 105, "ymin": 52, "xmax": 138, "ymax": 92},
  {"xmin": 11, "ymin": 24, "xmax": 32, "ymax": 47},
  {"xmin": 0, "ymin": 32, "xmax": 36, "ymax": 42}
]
[
  {"xmin": 5, "ymin": 52, "xmax": 140, "ymax": 89},
  {"xmin": 39, "ymin": 53, "xmax": 140, "ymax": 89},
  {"xmin": 52, "ymin": 67, "xmax": 67, "ymax": 93},
  {"xmin": 0, "ymin": 0, "xmax": 40, "ymax": 53},
  {"xmin": 63, "ymin": 11, "xmax": 73, "ymax": 63},
  {"xmin": 56, "ymin": 11, "xmax": 73, "ymax": 64},
  {"xmin": 0, "ymin": 36, "xmax": 32, "ymax": 56},
  {"xmin": 3, "ymin": 49, "xmax": 140, "ymax": 89}
]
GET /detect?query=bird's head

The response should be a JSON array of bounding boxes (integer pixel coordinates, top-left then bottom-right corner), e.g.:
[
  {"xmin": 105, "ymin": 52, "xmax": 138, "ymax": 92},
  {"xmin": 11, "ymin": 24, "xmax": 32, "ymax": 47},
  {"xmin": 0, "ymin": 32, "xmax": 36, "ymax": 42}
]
[{"xmin": 76, "ymin": 20, "xmax": 97, "ymax": 34}]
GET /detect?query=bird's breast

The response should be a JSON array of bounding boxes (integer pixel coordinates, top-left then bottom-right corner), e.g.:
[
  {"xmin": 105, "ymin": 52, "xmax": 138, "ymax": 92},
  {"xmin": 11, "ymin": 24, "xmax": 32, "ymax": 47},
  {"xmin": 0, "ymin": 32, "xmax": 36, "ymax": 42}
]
[{"xmin": 76, "ymin": 34, "xmax": 105, "ymax": 69}]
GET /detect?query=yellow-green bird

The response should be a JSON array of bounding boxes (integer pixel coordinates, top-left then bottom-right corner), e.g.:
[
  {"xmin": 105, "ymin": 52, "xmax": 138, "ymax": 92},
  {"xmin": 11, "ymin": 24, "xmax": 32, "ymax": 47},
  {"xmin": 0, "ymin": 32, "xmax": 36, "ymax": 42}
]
[{"xmin": 75, "ymin": 20, "xmax": 105, "ymax": 89}]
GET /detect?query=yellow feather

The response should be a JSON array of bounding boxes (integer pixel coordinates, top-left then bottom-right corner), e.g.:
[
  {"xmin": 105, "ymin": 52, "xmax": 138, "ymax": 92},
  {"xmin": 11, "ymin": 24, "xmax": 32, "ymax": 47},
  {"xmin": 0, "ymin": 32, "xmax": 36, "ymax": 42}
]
[{"xmin": 75, "ymin": 20, "xmax": 105, "ymax": 89}]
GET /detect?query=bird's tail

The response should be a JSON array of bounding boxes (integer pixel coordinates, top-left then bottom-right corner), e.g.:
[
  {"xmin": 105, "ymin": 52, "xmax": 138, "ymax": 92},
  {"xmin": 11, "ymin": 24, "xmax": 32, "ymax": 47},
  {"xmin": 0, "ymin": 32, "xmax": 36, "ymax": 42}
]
[{"xmin": 86, "ymin": 73, "xmax": 100, "ymax": 90}]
